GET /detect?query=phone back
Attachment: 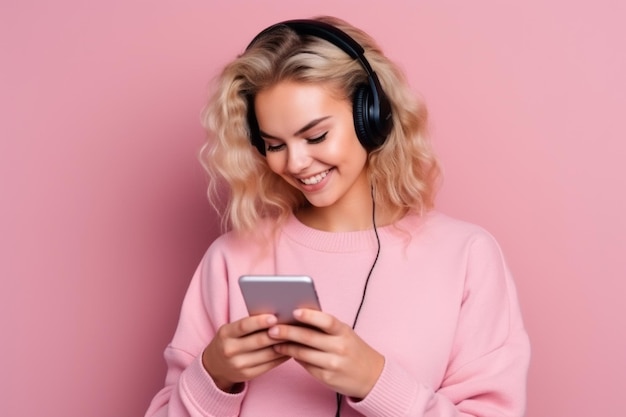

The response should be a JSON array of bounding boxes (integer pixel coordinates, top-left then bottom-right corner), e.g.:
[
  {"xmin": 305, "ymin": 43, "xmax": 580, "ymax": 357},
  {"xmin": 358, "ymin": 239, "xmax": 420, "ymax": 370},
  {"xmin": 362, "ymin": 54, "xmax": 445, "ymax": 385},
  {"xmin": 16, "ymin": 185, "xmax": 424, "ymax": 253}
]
[{"xmin": 238, "ymin": 275, "xmax": 321, "ymax": 324}]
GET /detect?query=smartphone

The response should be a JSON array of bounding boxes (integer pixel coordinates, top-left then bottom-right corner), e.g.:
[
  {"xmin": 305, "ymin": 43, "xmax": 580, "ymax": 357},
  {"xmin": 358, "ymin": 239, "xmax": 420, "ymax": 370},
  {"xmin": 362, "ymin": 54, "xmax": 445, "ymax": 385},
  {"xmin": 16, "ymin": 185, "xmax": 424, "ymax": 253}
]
[{"xmin": 238, "ymin": 275, "xmax": 321, "ymax": 325}]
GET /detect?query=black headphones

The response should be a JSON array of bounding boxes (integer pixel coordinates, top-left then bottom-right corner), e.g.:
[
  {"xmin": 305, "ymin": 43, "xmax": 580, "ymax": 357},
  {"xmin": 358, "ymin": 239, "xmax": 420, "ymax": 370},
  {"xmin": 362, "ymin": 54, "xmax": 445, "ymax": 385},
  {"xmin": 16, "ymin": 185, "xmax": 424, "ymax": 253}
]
[{"xmin": 245, "ymin": 19, "xmax": 393, "ymax": 155}]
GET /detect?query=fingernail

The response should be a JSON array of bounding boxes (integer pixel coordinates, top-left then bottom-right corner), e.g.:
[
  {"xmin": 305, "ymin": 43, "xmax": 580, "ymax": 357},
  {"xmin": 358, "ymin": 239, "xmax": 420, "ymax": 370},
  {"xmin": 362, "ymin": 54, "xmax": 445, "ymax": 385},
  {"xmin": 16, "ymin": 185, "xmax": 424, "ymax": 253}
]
[
  {"xmin": 267, "ymin": 315, "xmax": 277, "ymax": 325},
  {"xmin": 268, "ymin": 326, "xmax": 279, "ymax": 336}
]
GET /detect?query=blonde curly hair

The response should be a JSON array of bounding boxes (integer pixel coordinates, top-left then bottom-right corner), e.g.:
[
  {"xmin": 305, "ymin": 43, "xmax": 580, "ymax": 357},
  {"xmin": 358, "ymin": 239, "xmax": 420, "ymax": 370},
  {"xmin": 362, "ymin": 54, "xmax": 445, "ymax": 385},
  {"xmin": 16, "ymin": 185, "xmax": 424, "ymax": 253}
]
[{"xmin": 200, "ymin": 16, "xmax": 441, "ymax": 234}]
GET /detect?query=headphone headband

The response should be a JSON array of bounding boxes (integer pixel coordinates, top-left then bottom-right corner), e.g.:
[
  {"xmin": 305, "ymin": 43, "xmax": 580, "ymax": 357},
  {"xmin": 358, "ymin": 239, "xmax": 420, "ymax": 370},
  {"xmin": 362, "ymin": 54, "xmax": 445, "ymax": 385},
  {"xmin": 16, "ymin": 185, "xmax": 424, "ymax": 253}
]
[{"xmin": 248, "ymin": 20, "xmax": 373, "ymax": 73}]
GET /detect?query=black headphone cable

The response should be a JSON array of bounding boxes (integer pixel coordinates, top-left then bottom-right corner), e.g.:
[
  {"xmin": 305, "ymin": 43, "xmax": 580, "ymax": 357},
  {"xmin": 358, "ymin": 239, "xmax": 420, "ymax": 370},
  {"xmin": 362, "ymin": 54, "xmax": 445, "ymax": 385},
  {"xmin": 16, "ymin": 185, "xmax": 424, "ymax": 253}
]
[{"xmin": 334, "ymin": 185, "xmax": 381, "ymax": 417}]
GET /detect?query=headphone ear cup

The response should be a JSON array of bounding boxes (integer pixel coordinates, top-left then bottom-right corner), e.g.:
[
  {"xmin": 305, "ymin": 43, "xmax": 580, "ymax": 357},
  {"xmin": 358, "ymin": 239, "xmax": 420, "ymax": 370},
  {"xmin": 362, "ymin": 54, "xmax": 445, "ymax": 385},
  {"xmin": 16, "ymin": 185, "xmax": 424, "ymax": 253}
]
[{"xmin": 353, "ymin": 84, "xmax": 375, "ymax": 149}]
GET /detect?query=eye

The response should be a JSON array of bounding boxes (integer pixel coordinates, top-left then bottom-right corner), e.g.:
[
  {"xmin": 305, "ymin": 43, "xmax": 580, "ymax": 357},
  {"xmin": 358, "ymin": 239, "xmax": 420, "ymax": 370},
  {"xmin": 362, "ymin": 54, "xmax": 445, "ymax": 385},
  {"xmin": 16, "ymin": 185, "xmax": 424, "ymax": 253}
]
[
  {"xmin": 266, "ymin": 142, "xmax": 285, "ymax": 152},
  {"xmin": 307, "ymin": 132, "xmax": 328, "ymax": 144}
]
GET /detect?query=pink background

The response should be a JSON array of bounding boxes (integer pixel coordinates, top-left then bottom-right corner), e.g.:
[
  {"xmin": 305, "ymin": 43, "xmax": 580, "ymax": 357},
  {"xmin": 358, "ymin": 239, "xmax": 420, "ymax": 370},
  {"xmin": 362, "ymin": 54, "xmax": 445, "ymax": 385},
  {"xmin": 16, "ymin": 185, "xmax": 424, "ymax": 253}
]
[{"xmin": 2, "ymin": 1, "xmax": 624, "ymax": 416}]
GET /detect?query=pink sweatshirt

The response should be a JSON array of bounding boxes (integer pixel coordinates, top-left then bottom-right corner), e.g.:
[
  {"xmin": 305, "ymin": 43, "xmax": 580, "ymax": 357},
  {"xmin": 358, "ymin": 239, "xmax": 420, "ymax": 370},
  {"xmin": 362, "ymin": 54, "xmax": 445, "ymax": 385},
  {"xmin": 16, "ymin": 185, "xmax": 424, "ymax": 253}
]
[{"xmin": 145, "ymin": 211, "xmax": 530, "ymax": 416}]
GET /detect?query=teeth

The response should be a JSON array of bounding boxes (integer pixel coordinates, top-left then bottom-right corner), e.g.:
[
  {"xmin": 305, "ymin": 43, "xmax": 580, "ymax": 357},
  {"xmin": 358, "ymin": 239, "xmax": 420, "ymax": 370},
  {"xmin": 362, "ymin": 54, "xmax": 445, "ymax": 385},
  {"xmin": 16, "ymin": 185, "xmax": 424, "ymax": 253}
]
[{"xmin": 299, "ymin": 169, "xmax": 330, "ymax": 185}]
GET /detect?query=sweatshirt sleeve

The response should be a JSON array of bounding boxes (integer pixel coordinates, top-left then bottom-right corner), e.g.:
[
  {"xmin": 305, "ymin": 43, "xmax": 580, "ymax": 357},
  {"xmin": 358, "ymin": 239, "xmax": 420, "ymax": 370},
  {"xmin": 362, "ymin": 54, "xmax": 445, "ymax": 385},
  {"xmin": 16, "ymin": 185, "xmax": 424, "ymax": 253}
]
[
  {"xmin": 348, "ymin": 231, "xmax": 531, "ymax": 417},
  {"xmin": 144, "ymin": 244, "xmax": 248, "ymax": 417}
]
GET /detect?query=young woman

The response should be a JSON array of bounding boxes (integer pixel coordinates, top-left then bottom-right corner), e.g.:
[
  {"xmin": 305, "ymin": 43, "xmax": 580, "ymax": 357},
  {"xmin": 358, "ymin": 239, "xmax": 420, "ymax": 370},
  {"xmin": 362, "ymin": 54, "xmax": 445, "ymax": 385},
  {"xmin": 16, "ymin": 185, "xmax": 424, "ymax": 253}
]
[{"xmin": 145, "ymin": 16, "xmax": 530, "ymax": 417}]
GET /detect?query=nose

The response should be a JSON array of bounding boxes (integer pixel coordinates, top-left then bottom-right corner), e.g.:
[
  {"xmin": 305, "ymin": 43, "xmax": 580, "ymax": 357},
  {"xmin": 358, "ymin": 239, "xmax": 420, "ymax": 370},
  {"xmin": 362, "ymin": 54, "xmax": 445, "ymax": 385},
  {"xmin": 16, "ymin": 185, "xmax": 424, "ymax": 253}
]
[{"xmin": 286, "ymin": 142, "xmax": 311, "ymax": 174}]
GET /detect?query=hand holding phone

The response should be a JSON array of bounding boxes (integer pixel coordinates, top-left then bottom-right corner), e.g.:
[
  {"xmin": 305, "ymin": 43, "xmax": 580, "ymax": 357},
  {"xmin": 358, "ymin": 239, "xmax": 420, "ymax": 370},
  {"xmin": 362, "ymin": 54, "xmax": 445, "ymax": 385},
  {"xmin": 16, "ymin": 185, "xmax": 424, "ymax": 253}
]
[{"xmin": 238, "ymin": 275, "xmax": 322, "ymax": 325}]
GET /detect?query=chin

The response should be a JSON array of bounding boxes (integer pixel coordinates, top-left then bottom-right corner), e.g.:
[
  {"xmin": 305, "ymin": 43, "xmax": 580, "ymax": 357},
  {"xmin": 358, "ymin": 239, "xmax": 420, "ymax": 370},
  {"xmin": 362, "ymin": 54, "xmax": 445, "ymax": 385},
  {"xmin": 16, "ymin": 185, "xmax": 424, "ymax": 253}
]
[{"xmin": 303, "ymin": 196, "xmax": 337, "ymax": 208}]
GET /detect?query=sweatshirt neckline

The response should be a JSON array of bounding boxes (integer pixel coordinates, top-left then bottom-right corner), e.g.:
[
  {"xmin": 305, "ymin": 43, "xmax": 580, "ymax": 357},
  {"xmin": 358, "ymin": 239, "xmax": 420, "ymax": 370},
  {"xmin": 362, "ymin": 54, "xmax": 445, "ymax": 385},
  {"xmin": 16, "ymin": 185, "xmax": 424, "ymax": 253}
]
[{"xmin": 281, "ymin": 211, "xmax": 432, "ymax": 253}]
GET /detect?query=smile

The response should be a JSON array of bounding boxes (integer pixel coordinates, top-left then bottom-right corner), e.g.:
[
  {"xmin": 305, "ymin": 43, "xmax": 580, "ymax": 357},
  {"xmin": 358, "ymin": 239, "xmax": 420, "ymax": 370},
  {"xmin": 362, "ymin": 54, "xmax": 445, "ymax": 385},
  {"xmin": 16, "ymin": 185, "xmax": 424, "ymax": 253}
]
[{"xmin": 298, "ymin": 169, "xmax": 331, "ymax": 185}]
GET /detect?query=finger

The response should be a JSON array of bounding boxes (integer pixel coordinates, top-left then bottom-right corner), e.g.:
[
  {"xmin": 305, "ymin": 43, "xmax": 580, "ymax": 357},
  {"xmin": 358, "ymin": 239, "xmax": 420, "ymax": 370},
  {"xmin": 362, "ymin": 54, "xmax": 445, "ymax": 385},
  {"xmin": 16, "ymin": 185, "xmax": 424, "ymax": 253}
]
[
  {"xmin": 238, "ymin": 354, "xmax": 291, "ymax": 382},
  {"xmin": 292, "ymin": 309, "xmax": 344, "ymax": 335},
  {"xmin": 217, "ymin": 324, "xmax": 285, "ymax": 362},
  {"xmin": 212, "ymin": 350, "xmax": 291, "ymax": 390},
  {"xmin": 222, "ymin": 314, "xmax": 278, "ymax": 338},
  {"xmin": 268, "ymin": 324, "xmax": 335, "ymax": 353},
  {"xmin": 273, "ymin": 341, "xmax": 331, "ymax": 367},
  {"xmin": 227, "ymin": 345, "xmax": 289, "ymax": 372},
  {"xmin": 237, "ymin": 326, "xmax": 287, "ymax": 352}
]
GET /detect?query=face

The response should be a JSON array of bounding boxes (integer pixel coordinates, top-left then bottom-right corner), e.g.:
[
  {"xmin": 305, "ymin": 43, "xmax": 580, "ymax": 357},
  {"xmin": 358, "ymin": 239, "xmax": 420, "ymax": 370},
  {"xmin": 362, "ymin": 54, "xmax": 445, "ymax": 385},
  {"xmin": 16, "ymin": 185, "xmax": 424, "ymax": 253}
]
[{"xmin": 254, "ymin": 81, "xmax": 370, "ymax": 214}]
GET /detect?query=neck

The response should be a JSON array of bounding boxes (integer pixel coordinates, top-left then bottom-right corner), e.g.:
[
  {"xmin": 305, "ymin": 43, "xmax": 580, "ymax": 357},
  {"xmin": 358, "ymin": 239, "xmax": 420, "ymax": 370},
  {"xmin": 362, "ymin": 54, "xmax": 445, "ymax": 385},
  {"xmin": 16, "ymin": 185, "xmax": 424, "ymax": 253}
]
[
  {"xmin": 295, "ymin": 203, "xmax": 372, "ymax": 232},
  {"xmin": 295, "ymin": 189, "xmax": 399, "ymax": 232}
]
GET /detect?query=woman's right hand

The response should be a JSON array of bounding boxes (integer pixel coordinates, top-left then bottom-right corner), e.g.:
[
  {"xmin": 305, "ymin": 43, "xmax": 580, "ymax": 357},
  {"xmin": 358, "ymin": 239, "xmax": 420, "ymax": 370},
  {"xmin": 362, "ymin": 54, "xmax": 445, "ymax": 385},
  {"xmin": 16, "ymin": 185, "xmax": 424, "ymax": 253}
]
[{"xmin": 202, "ymin": 314, "xmax": 290, "ymax": 392}]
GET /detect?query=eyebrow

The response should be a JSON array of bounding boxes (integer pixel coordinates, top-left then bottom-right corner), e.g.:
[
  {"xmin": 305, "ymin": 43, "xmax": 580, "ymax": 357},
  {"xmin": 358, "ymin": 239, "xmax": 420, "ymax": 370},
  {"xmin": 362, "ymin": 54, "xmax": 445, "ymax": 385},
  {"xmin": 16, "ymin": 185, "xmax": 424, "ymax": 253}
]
[{"xmin": 259, "ymin": 116, "xmax": 332, "ymax": 140}]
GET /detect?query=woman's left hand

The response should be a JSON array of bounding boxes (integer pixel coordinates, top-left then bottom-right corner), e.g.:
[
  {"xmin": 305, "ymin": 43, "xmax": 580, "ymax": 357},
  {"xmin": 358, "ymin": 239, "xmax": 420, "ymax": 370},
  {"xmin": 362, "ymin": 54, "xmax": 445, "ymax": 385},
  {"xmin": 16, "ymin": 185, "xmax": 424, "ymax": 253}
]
[{"xmin": 267, "ymin": 308, "xmax": 384, "ymax": 399}]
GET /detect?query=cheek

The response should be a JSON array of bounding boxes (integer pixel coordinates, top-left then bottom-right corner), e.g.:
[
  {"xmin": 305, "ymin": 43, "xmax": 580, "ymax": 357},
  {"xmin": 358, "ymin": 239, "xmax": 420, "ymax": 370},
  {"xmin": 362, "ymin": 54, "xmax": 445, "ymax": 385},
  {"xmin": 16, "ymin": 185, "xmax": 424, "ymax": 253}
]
[
  {"xmin": 333, "ymin": 134, "xmax": 367, "ymax": 166},
  {"xmin": 265, "ymin": 154, "xmax": 284, "ymax": 175}
]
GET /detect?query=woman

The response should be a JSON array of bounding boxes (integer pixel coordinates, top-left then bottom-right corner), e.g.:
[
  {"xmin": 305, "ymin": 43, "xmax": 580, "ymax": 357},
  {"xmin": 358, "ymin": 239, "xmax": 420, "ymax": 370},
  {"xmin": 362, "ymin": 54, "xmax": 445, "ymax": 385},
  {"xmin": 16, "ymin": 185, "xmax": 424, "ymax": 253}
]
[{"xmin": 145, "ymin": 16, "xmax": 530, "ymax": 417}]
